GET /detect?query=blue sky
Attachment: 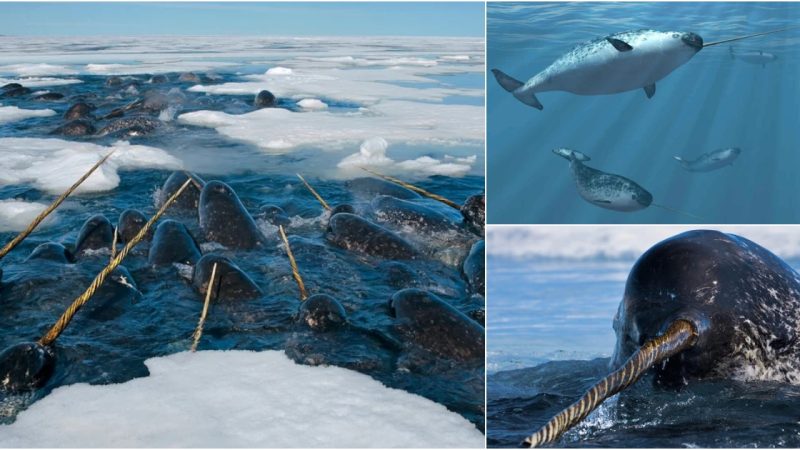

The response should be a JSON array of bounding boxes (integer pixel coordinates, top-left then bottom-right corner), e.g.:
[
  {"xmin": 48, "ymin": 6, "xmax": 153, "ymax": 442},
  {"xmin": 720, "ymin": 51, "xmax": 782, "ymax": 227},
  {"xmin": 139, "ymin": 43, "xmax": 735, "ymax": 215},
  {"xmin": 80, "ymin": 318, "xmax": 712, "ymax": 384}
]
[{"xmin": 0, "ymin": 2, "xmax": 484, "ymax": 37}]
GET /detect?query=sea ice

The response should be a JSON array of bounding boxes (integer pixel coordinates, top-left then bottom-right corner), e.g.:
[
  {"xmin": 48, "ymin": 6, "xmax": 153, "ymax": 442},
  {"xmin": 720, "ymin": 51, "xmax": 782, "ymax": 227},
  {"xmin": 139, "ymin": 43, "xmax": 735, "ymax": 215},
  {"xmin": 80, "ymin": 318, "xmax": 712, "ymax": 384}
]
[
  {"xmin": 0, "ymin": 350, "xmax": 485, "ymax": 448},
  {"xmin": 0, "ymin": 105, "xmax": 56, "ymax": 125},
  {"xmin": 0, "ymin": 199, "xmax": 55, "ymax": 232}
]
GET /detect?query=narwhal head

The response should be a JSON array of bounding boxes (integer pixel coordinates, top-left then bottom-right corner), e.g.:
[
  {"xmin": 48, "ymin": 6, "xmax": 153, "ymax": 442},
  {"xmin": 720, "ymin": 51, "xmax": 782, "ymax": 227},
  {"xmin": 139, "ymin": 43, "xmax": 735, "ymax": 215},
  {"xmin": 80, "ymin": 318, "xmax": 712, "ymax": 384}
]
[
  {"xmin": 632, "ymin": 187, "xmax": 653, "ymax": 208},
  {"xmin": 680, "ymin": 32, "xmax": 704, "ymax": 52},
  {"xmin": 612, "ymin": 230, "xmax": 749, "ymax": 385}
]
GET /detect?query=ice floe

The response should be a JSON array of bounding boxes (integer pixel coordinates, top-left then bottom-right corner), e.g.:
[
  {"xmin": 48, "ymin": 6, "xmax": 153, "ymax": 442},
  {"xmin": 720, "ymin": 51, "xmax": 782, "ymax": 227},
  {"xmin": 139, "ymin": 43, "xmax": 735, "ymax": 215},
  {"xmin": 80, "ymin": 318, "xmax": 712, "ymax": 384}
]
[
  {"xmin": 0, "ymin": 77, "xmax": 82, "ymax": 88},
  {"xmin": 338, "ymin": 138, "xmax": 477, "ymax": 177},
  {"xmin": 0, "ymin": 199, "xmax": 55, "ymax": 232},
  {"xmin": 0, "ymin": 350, "xmax": 484, "ymax": 448},
  {"xmin": 0, "ymin": 105, "xmax": 56, "ymax": 125},
  {"xmin": 297, "ymin": 98, "xmax": 328, "ymax": 110},
  {"xmin": 0, "ymin": 138, "xmax": 182, "ymax": 194},
  {"xmin": 0, "ymin": 63, "xmax": 78, "ymax": 77},
  {"xmin": 178, "ymin": 100, "xmax": 482, "ymax": 152}
]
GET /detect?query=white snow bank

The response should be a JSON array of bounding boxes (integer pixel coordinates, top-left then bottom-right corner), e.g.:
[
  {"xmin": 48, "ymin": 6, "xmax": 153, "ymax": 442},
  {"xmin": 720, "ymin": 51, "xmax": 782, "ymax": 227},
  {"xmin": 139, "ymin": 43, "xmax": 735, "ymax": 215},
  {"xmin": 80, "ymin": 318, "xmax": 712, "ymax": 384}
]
[
  {"xmin": 0, "ymin": 106, "xmax": 56, "ymax": 125},
  {"xmin": 0, "ymin": 138, "xmax": 182, "ymax": 194},
  {"xmin": 0, "ymin": 199, "xmax": 55, "ymax": 232},
  {"xmin": 188, "ymin": 67, "xmax": 481, "ymax": 105},
  {"xmin": 297, "ymin": 98, "xmax": 328, "ymax": 110},
  {"xmin": 178, "ymin": 100, "xmax": 483, "ymax": 152},
  {"xmin": 338, "ymin": 138, "xmax": 476, "ymax": 177},
  {"xmin": 84, "ymin": 61, "xmax": 235, "ymax": 76},
  {"xmin": 0, "ymin": 77, "xmax": 82, "ymax": 88},
  {"xmin": 487, "ymin": 225, "xmax": 800, "ymax": 261},
  {"xmin": 266, "ymin": 66, "xmax": 293, "ymax": 75},
  {"xmin": 0, "ymin": 350, "xmax": 484, "ymax": 448}
]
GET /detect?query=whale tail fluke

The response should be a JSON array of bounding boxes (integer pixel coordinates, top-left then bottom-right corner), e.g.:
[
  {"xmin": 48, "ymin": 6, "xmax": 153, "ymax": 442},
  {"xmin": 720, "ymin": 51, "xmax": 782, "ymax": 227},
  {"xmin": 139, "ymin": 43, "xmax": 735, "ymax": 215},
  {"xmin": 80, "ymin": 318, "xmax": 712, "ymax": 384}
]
[
  {"xmin": 491, "ymin": 68, "xmax": 543, "ymax": 110},
  {"xmin": 522, "ymin": 320, "xmax": 698, "ymax": 448}
]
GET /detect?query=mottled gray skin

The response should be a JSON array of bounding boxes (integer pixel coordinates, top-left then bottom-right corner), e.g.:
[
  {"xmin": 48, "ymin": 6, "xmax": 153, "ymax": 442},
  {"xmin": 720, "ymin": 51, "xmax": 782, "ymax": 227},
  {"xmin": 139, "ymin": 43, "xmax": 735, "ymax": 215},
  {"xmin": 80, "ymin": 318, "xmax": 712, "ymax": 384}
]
[
  {"xmin": 85, "ymin": 265, "xmax": 141, "ymax": 321},
  {"xmin": 159, "ymin": 171, "xmax": 205, "ymax": 212},
  {"xmin": 199, "ymin": 181, "xmax": 264, "ymax": 250},
  {"xmin": 117, "ymin": 209, "xmax": 151, "ymax": 243},
  {"xmin": 372, "ymin": 195, "xmax": 462, "ymax": 235},
  {"xmin": 33, "ymin": 92, "xmax": 64, "ymax": 101},
  {"xmin": 141, "ymin": 91, "xmax": 168, "ymax": 112},
  {"xmin": 27, "ymin": 242, "xmax": 72, "ymax": 263},
  {"xmin": 566, "ymin": 154, "xmax": 653, "ymax": 212},
  {"xmin": 675, "ymin": 148, "xmax": 741, "ymax": 172},
  {"xmin": 178, "ymin": 72, "xmax": 201, "ymax": 83},
  {"xmin": 148, "ymin": 219, "xmax": 202, "ymax": 266},
  {"xmin": 64, "ymin": 102, "xmax": 96, "ymax": 120},
  {"xmin": 462, "ymin": 240, "xmax": 485, "ymax": 297},
  {"xmin": 254, "ymin": 90, "xmax": 276, "ymax": 108},
  {"xmin": 460, "ymin": 194, "xmax": 485, "ymax": 236},
  {"xmin": 0, "ymin": 86, "xmax": 31, "ymax": 98},
  {"xmin": 330, "ymin": 203, "xmax": 356, "ymax": 216},
  {"xmin": 0, "ymin": 343, "xmax": 55, "ymax": 393},
  {"xmin": 613, "ymin": 230, "xmax": 800, "ymax": 386},
  {"xmin": 191, "ymin": 254, "xmax": 262, "ymax": 301},
  {"xmin": 345, "ymin": 177, "xmax": 420, "ymax": 200},
  {"xmin": 105, "ymin": 76, "xmax": 123, "ymax": 87},
  {"xmin": 96, "ymin": 116, "xmax": 161, "ymax": 138},
  {"xmin": 389, "ymin": 288, "xmax": 485, "ymax": 361},
  {"xmin": 1, "ymin": 82, "xmax": 22, "ymax": 91},
  {"xmin": 327, "ymin": 213, "xmax": 419, "ymax": 260},
  {"xmin": 51, "ymin": 120, "xmax": 96, "ymax": 137},
  {"xmin": 296, "ymin": 294, "xmax": 348, "ymax": 332},
  {"xmin": 74, "ymin": 214, "xmax": 114, "ymax": 257}
]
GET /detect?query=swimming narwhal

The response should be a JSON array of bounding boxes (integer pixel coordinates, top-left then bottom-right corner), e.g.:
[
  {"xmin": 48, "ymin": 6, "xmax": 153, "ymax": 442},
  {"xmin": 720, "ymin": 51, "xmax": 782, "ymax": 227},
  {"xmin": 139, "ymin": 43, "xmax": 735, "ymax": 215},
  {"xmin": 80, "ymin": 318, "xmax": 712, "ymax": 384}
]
[
  {"xmin": 523, "ymin": 230, "xmax": 800, "ymax": 447},
  {"xmin": 730, "ymin": 46, "xmax": 778, "ymax": 68},
  {"xmin": 674, "ymin": 147, "xmax": 741, "ymax": 172},
  {"xmin": 554, "ymin": 148, "xmax": 701, "ymax": 219},
  {"xmin": 493, "ymin": 27, "xmax": 797, "ymax": 109}
]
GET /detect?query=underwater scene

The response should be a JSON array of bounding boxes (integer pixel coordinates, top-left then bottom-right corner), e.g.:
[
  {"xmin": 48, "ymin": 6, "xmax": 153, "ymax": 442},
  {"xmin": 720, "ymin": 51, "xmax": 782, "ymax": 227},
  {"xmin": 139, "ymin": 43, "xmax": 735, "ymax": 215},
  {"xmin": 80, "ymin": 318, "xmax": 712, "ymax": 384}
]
[
  {"xmin": 487, "ymin": 225, "xmax": 800, "ymax": 447},
  {"xmin": 487, "ymin": 2, "xmax": 800, "ymax": 224},
  {"xmin": 0, "ymin": 4, "xmax": 485, "ymax": 446}
]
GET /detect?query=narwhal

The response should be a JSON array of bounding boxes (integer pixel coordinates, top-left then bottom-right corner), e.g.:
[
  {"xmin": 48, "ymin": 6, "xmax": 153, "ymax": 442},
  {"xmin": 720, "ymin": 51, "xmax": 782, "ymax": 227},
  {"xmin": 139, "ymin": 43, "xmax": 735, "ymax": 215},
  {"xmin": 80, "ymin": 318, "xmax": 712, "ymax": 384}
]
[
  {"xmin": 493, "ymin": 26, "xmax": 797, "ymax": 109},
  {"xmin": 730, "ymin": 46, "xmax": 778, "ymax": 68},
  {"xmin": 523, "ymin": 230, "xmax": 800, "ymax": 447},
  {"xmin": 553, "ymin": 148, "xmax": 701, "ymax": 219}
]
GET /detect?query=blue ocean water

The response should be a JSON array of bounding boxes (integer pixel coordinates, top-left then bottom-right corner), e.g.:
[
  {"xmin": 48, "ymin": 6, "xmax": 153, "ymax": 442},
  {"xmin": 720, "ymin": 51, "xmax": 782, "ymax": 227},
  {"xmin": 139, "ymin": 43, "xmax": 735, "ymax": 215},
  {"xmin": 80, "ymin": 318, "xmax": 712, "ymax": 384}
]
[
  {"xmin": 0, "ymin": 38, "xmax": 485, "ymax": 430},
  {"xmin": 487, "ymin": 2, "xmax": 800, "ymax": 224},
  {"xmin": 487, "ymin": 248, "xmax": 800, "ymax": 447}
]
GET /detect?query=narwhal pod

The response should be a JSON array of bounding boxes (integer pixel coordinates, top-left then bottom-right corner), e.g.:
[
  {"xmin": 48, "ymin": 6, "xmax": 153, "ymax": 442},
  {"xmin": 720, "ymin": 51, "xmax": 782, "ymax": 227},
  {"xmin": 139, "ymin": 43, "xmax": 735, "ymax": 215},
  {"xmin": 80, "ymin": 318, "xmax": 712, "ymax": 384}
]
[
  {"xmin": 191, "ymin": 254, "xmax": 262, "ymax": 301},
  {"xmin": 158, "ymin": 171, "xmax": 205, "ymax": 212},
  {"xmin": 462, "ymin": 240, "xmax": 485, "ymax": 297},
  {"xmin": 371, "ymin": 195, "xmax": 462, "ymax": 235},
  {"xmin": 199, "ymin": 181, "xmax": 264, "ymax": 250},
  {"xmin": 73, "ymin": 214, "xmax": 114, "ymax": 257},
  {"xmin": 326, "ymin": 213, "xmax": 419, "ymax": 260},
  {"xmin": 524, "ymin": 230, "xmax": 800, "ymax": 447},
  {"xmin": 389, "ymin": 288, "xmax": 484, "ymax": 361},
  {"xmin": 148, "ymin": 219, "xmax": 202, "ymax": 266}
]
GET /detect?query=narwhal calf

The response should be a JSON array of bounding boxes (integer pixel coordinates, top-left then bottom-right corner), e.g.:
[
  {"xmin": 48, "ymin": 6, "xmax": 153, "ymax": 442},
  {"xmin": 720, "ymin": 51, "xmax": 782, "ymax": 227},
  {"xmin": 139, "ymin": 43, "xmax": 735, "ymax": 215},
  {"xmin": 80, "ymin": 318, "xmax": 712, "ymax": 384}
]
[
  {"xmin": 553, "ymin": 148, "xmax": 652, "ymax": 212},
  {"xmin": 524, "ymin": 230, "xmax": 800, "ymax": 447},
  {"xmin": 493, "ymin": 27, "xmax": 796, "ymax": 109}
]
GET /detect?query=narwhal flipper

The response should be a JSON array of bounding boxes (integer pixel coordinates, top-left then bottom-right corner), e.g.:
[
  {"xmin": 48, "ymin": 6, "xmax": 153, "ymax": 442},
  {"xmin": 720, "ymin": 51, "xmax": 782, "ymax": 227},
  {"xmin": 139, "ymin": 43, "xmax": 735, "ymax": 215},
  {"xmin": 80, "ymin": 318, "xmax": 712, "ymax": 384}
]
[
  {"xmin": 491, "ymin": 68, "xmax": 543, "ymax": 110},
  {"xmin": 606, "ymin": 37, "xmax": 633, "ymax": 52},
  {"xmin": 644, "ymin": 83, "xmax": 656, "ymax": 99}
]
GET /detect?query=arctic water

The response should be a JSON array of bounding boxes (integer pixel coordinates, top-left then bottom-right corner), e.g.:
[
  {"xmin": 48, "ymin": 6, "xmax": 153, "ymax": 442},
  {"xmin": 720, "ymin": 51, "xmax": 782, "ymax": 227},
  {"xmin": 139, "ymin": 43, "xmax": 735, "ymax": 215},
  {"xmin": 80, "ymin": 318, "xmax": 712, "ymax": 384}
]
[
  {"xmin": 0, "ymin": 36, "xmax": 485, "ymax": 429},
  {"xmin": 487, "ymin": 2, "xmax": 800, "ymax": 224}
]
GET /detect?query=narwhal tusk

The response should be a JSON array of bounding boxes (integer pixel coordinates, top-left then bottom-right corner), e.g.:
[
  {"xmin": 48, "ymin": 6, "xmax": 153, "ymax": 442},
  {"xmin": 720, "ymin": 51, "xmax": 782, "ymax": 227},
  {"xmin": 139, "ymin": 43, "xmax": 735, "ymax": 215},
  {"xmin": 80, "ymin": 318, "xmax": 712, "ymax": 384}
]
[
  {"xmin": 522, "ymin": 319, "xmax": 698, "ymax": 448},
  {"xmin": 704, "ymin": 25, "xmax": 799, "ymax": 47},
  {"xmin": 360, "ymin": 167, "xmax": 461, "ymax": 210},
  {"xmin": 296, "ymin": 173, "xmax": 331, "ymax": 211}
]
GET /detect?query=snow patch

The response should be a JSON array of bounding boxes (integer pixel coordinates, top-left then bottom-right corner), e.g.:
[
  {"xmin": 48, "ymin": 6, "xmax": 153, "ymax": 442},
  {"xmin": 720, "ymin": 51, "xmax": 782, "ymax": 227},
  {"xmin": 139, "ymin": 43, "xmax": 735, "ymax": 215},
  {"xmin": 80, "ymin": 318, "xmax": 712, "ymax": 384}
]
[
  {"xmin": 297, "ymin": 98, "xmax": 328, "ymax": 110},
  {"xmin": 266, "ymin": 66, "xmax": 293, "ymax": 75},
  {"xmin": 0, "ymin": 138, "xmax": 182, "ymax": 194},
  {"xmin": 337, "ymin": 139, "xmax": 476, "ymax": 177},
  {"xmin": 0, "ymin": 77, "xmax": 82, "ymax": 88},
  {"xmin": 0, "ymin": 63, "xmax": 77, "ymax": 77},
  {"xmin": 0, "ymin": 106, "xmax": 56, "ymax": 125},
  {"xmin": 0, "ymin": 199, "xmax": 55, "ymax": 232},
  {"xmin": 0, "ymin": 350, "xmax": 484, "ymax": 448}
]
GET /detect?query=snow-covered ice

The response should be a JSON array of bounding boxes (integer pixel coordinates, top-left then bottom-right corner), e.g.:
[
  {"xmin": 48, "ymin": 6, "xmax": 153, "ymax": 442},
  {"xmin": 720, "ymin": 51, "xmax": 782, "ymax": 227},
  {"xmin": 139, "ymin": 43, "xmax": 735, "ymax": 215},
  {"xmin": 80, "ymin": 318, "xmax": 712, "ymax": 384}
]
[
  {"xmin": 0, "ymin": 138, "xmax": 182, "ymax": 194},
  {"xmin": 0, "ymin": 105, "xmax": 56, "ymax": 125},
  {"xmin": 0, "ymin": 350, "xmax": 485, "ymax": 448},
  {"xmin": 0, "ymin": 76, "xmax": 83, "ymax": 88},
  {"xmin": 296, "ymin": 98, "xmax": 328, "ymax": 110},
  {"xmin": 338, "ymin": 138, "xmax": 477, "ymax": 177},
  {"xmin": 0, "ymin": 199, "xmax": 55, "ymax": 232}
]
